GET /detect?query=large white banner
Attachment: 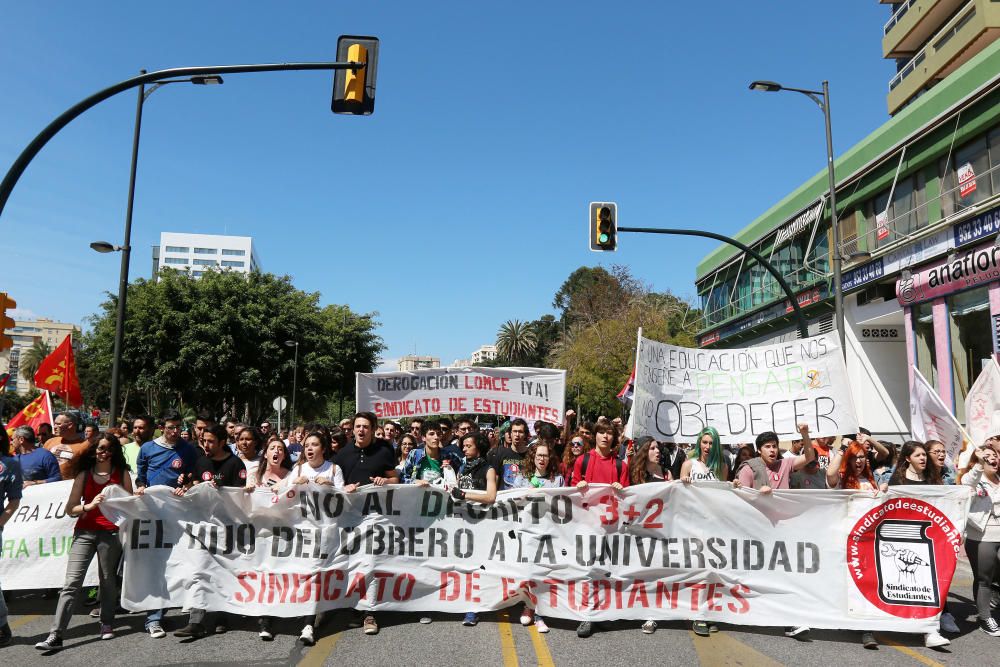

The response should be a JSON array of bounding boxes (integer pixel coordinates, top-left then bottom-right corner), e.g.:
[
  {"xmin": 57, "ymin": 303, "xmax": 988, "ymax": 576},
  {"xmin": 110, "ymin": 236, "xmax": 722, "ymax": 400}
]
[
  {"xmin": 100, "ymin": 483, "xmax": 969, "ymax": 632},
  {"xmin": 356, "ymin": 366, "xmax": 566, "ymax": 423},
  {"xmin": 632, "ymin": 332, "xmax": 857, "ymax": 444},
  {"xmin": 910, "ymin": 368, "xmax": 966, "ymax": 464},
  {"xmin": 0, "ymin": 480, "xmax": 98, "ymax": 590},
  {"xmin": 964, "ymin": 358, "xmax": 1000, "ymax": 464}
]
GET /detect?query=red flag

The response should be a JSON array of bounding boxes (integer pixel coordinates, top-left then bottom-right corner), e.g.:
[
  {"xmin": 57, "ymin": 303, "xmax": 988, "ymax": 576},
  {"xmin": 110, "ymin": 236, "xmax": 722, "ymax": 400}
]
[
  {"xmin": 33, "ymin": 335, "xmax": 83, "ymax": 407},
  {"xmin": 0, "ymin": 372, "xmax": 9, "ymax": 391},
  {"xmin": 5, "ymin": 390, "xmax": 53, "ymax": 437}
]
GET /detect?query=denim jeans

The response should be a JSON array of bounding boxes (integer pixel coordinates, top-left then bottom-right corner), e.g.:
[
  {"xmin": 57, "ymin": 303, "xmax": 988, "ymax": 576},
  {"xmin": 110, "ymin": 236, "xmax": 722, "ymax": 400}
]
[
  {"xmin": 52, "ymin": 530, "xmax": 122, "ymax": 631},
  {"xmin": 145, "ymin": 608, "xmax": 164, "ymax": 629},
  {"xmin": 0, "ymin": 529, "xmax": 8, "ymax": 629}
]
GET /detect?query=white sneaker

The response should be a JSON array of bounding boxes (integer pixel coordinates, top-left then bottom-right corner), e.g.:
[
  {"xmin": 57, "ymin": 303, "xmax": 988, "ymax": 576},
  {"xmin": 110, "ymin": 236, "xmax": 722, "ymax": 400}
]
[
  {"xmin": 520, "ymin": 609, "xmax": 534, "ymax": 626},
  {"xmin": 147, "ymin": 623, "xmax": 166, "ymax": 639},
  {"xmin": 259, "ymin": 628, "xmax": 274, "ymax": 641},
  {"xmin": 924, "ymin": 631, "xmax": 950, "ymax": 648},
  {"xmin": 299, "ymin": 624, "xmax": 315, "ymax": 646},
  {"xmin": 784, "ymin": 625, "xmax": 809, "ymax": 638},
  {"xmin": 535, "ymin": 617, "xmax": 549, "ymax": 633},
  {"xmin": 641, "ymin": 620, "xmax": 657, "ymax": 634},
  {"xmin": 939, "ymin": 611, "xmax": 959, "ymax": 634}
]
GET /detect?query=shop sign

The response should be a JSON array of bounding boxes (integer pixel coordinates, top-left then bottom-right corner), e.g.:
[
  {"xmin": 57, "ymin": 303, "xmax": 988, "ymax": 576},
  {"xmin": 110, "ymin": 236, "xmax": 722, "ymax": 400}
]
[
  {"xmin": 774, "ymin": 198, "xmax": 825, "ymax": 246},
  {"xmin": 841, "ymin": 228, "xmax": 953, "ymax": 292},
  {"xmin": 953, "ymin": 201, "xmax": 1000, "ymax": 247},
  {"xmin": 875, "ymin": 210, "xmax": 890, "ymax": 241},
  {"xmin": 842, "ymin": 259, "xmax": 885, "ymax": 291},
  {"xmin": 698, "ymin": 331, "xmax": 720, "ymax": 348},
  {"xmin": 958, "ymin": 162, "xmax": 977, "ymax": 198},
  {"xmin": 707, "ymin": 283, "xmax": 830, "ymax": 345},
  {"xmin": 856, "ymin": 326, "xmax": 903, "ymax": 342},
  {"xmin": 896, "ymin": 239, "xmax": 1000, "ymax": 306}
]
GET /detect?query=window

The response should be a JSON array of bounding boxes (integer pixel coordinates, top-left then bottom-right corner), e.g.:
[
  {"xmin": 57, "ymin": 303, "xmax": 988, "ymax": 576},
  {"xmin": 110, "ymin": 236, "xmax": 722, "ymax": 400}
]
[
  {"xmin": 193, "ymin": 271, "xmax": 204, "ymax": 277},
  {"xmin": 193, "ymin": 259, "xmax": 217, "ymax": 266},
  {"xmin": 948, "ymin": 286, "xmax": 992, "ymax": 422},
  {"xmin": 941, "ymin": 130, "xmax": 997, "ymax": 216},
  {"xmin": 913, "ymin": 302, "xmax": 937, "ymax": 388},
  {"xmin": 165, "ymin": 246, "xmax": 188, "ymax": 253},
  {"xmin": 164, "ymin": 257, "xmax": 187, "ymax": 265},
  {"xmin": 193, "ymin": 247, "xmax": 217, "ymax": 254},
  {"xmin": 221, "ymin": 260, "xmax": 245, "ymax": 268},
  {"xmin": 865, "ymin": 174, "xmax": 927, "ymax": 249},
  {"xmin": 222, "ymin": 249, "xmax": 245, "ymax": 256}
]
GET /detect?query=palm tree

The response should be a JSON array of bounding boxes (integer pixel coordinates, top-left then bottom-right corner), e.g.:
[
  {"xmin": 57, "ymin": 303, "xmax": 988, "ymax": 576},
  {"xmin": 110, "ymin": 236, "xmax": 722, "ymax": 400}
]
[
  {"xmin": 19, "ymin": 340, "xmax": 52, "ymax": 383},
  {"xmin": 496, "ymin": 320, "xmax": 537, "ymax": 365}
]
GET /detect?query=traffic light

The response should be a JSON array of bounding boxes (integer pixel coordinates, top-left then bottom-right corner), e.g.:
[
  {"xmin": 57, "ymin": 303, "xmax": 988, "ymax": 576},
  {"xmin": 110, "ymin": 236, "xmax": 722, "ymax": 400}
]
[
  {"xmin": 332, "ymin": 35, "xmax": 380, "ymax": 115},
  {"xmin": 0, "ymin": 292, "xmax": 15, "ymax": 351},
  {"xmin": 589, "ymin": 202, "xmax": 618, "ymax": 252}
]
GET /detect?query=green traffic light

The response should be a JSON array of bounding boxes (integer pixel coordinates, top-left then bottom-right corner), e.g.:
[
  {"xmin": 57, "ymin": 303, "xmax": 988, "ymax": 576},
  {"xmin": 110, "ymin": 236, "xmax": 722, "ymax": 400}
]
[{"xmin": 599, "ymin": 233, "xmax": 609, "ymax": 243}]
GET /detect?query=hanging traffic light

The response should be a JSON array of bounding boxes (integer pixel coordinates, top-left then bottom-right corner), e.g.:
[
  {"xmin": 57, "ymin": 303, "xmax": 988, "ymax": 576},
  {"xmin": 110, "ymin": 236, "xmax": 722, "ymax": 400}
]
[
  {"xmin": 332, "ymin": 35, "xmax": 380, "ymax": 115},
  {"xmin": 0, "ymin": 292, "xmax": 16, "ymax": 351},
  {"xmin": 589, "ymin": 202, "xmax": 618, "ymax": 252}
]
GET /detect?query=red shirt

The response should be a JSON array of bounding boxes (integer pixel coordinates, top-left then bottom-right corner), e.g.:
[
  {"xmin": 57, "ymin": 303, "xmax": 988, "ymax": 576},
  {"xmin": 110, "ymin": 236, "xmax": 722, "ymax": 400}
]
[
  {"xmin": 570, "ymin": 450, "xmax": 631, "ymax": 486},
  {"xmin": 76, "ymin": 469, "xmax": 121, "ymax": 532}
]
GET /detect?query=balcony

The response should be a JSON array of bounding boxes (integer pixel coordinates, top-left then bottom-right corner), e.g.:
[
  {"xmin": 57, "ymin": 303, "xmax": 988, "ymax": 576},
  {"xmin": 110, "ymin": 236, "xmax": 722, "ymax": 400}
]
[
  {"xmin": 883, "ymin": 0, "xmax": 966, "ymax": 58},
  {"xmin": 888, "ymin": 0, "xmax": 1000, "ymax": 114}
]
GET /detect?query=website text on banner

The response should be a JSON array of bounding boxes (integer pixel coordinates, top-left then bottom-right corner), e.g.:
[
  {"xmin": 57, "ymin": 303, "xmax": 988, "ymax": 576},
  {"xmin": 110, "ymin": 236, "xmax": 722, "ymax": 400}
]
[
  {"xmin": 99, "ymin": 483, "xmax": 968, "ymax": 632},
  {"xmin": 355, "ymin": 367, "xmax": 566, "ymax": 422},
  {"xmin": 0, "ymin": 480, "xmax": 98, "ymax": 589},
  {"xmin": 632, "ymin": 332, "xmax": 857, "ymax": 444}
]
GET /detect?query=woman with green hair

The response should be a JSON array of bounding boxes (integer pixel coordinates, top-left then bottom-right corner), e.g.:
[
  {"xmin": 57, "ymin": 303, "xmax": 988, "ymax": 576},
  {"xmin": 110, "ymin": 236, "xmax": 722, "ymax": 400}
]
[{"xmin": 680, "ymin": 427, "xmax": 731, "ymax": 483}]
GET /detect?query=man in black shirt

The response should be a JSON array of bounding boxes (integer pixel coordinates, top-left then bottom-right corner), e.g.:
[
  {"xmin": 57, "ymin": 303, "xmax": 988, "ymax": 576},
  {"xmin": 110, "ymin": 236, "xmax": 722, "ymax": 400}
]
[
  {"xmin": 487, "ymin": 417, "xmax": 531, "ymax": 490},
  {"xmin": 333, "ymin": 412, "xmax": 398, "ymax": 638},
  {"xmin": 174, "ymin": 425, "xmax": 246, "ymax": 638}
]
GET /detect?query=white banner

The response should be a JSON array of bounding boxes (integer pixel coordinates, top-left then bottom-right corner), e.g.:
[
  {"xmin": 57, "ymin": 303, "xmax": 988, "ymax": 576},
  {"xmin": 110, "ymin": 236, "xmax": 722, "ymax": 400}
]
[
  {"xmin": 356, "ymin": 366, "xmax": 566, "ymax": 423},
  {"xmin": 632, "ymin": 332, "xmax": 857, "ymax": 444},
  {"xmin": 910, "ymin": 368, "xmax": 965, "ymax": 464},
  {"xmin": 964, "ymin": 358, "xmax": 1000, "ymax": 465},
  {"xmin": 99, "ymin": 483, "xmax": 969, "ymax": 632},
  {"xmin": 0, "ymin": 480, "xmax": 98, "ymax": 590}
]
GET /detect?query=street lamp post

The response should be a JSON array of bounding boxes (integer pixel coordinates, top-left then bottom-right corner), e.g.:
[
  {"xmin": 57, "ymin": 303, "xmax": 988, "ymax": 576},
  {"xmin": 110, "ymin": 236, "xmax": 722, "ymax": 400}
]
[
  {"xmin": 93, "ymin": 72, "xmax": 223, "ymax": 424},
  {"xmin": 749, "ymin": 80, "xmax": 844, "ymax": 356},
  {"xmin": 285, "ymin": 340, "xmax": 299, "ymax": 428}
]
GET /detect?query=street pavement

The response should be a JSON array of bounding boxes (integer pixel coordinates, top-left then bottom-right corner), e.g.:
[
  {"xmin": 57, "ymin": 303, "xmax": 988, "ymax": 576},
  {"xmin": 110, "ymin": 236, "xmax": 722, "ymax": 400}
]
[{"xmin": 1, "ymin": 556, "xmax": 994, "ymax": 666}]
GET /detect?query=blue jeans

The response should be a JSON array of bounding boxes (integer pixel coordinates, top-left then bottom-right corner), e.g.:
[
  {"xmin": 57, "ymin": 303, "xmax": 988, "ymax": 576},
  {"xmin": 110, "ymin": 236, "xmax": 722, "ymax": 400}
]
[
  {"xmin": 0, "ymin": 530, "xmax": 8, "ymax": 628},
  {"xmin": 145, "ymin": 608, "xmax": 164, "ymax": 629}
]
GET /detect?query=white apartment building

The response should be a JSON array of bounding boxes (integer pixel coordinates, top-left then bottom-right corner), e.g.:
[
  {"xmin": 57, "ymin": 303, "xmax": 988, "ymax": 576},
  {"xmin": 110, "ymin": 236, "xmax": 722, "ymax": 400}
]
[
  {"xmin": 397, "ymin": 355, "xmax": 440, "ymax": 372},
  {"xmin": 471, "ymin": 345, "xmax": 497, "ymax": 364},
  {"xmin": 152, "ymin": 232, "xmax": 260, "ymax": 279}
]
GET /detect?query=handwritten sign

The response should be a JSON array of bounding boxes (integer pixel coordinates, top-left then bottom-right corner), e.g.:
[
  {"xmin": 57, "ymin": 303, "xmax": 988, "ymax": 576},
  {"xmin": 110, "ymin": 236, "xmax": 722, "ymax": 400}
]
[
  {"xmin": 356, "ymin": 366, "xmax": 566, "ymax": 423},
  {"xmin": 632, "ymin": 332, "xmax": 857, "ymax": 443}
]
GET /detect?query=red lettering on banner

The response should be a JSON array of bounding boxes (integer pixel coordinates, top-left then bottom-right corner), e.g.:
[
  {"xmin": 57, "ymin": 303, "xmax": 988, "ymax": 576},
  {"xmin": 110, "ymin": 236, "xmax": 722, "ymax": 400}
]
[
  {"xmin": 655, "ymin": 582, "xmax": 680, "ymax": 609},
  {"xmin": 591, "ymin": 580, "xmax": 611, "ymax": 610},
  {"xmin": 266, "ymin": 573, "xmax": 291, "ymax": 603},
  {"xmin": 373, "ymin": 571, "xmax": 393, "ymax": 601},
  {"xmin": 627, "ymin": 580, "xmax": 650, "ymax": 608},
  {"xmin": 235, "ymin": 572, "xmax": 256, "ymax": 603},
  {"xmin": 393, "ymin": 573, "xmax": 415, "ymax": 601},
  {"xmin": 728, "ymin": 585, "xmax": 751, "ymax": 614},
  {"xmin": 466, "ymin": 572, "xmax": 481, "ymax": 603},
  {"xmin": 501, "ymin": 577, "xmax": 517, "ymax": 602},
  {"xmin": 686, "ymin": 583, "xmax": 707, "ymax": 611},
  {"xmin": 543, "ymin": 578, "xmax": 563, "ymax": 607},
  {"xmin": 463, "ymin": 376, "xmax": 510, "ymax": 392},
  {"xmin": 706, "ymin": 583, "xmax": 724, "ymax": 611},
  {"xmin": 345, "ymin": 572, "xmax": 367, "ymax": 598},
  {"xmin": 324, "ymin": 570, "xmax": 344, "ymax": 600},
  {"xmin": 519, "ymin": 580, "xmax": 538, "ymax": 606},
  {"xmin": 440, "ymin": 572, "xmax": 460, "ymax": 601},
  {"xmin": 567, "ymin": 581, "xmax": 589, "ymax": 611}
]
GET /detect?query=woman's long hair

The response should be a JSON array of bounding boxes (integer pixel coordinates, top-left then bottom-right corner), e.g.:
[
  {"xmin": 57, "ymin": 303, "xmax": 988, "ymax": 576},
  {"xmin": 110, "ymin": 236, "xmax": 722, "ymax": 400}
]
[
  {"xmin": 628, "ymin": 436, "xmax": 658, "ymax": 485},
  {"xmin": 697, "ymin": 427, "xmax": 726, "ymax": 480},
  {"xmin": 78, "ymin": 433, "xmax": 130, "ymax": 473},
  {"xmin": 522, "ymin": 442, "xmax": 558, "ymax": 481},
  {"xmin": 890, "ymin": 441, "xmax": 941, "ymax": 485},
  {"xmin": 562, "ymin": 429, "xmax": 590, "ymax": 470},
  {"xmin": 839, "ymin": 441, "xmax": 875, "ymax": 489}
]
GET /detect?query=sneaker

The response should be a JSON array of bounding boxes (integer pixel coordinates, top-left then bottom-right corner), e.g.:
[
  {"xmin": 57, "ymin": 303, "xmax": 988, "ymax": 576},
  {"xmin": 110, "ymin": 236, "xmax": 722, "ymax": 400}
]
[
  {"xmin": 35, "ymin": 632, "xmax": 63, "ymax": 651},
  {"xmin": 299, "ymin": 624, "xmax": 315, "ymax": 646},
  {"xmin": 173, "ymin": 623, "xmax": 207, "ymax": 638},
  {"xmin": 692, "ymin": 620, "xmax": 710, "ymax": 637},
  {"xmin": 709, "ymin": 623, "xmax": 719, "ymax": 633},
  {"xmin": 100, "ymin": 624, "xmax": 114, "ymax": 640},
  {"xmin": 939, "ymin": 611, "xmax": 959, "ymax": 634},
  {"xmin": 147, "ymin": 623, "xmax": 166, "ymax": 639},
  {"xmin": 83, "ymin": 587, "xmax": 100, "ymax": 607},
  {"xmin": 991, "ymin": 588, "xmax": 1000, "ymax": 611},
  {"xmin": 362, "ymin": 615, "xmax": 379, "ymax": 635},
  {"xmin": 214, "ymin": 624, "xmax": 228, "ymax": 635},
  {"xmin": 980, "ymin": 617, "xmax": 1000, "ymax": 637},
  {"xmin": 520, "ymin": 609, "xmax": 534, "ymax": 626},
  {"xmin": 259, "ymin": 628, "xmax": 274, "ymax": 641},
  {"xmin": 89, "ymin": 607, "xmax": 100, "ymax": 618},
  {"xmin": 0, "ymin": 623, "xmax": 11, "ymax": 648},
  {"xmin": 463, "ymin": 612, "xmax": 479, "ymax": 627},
  {"xmin": 641, "ymin": 620, "xmax": 657, "ymax": 634},
  {"xmin": 576, "ymin": 621, "xmax": 592, "ymax": 638},
  {"xmin": 785, "ymin": 625, "xmax": 810, "ymax": 638},
  {"xmin": 419, "ymin": 616, "xmax": 433, "ymax": 624},
  {"xmin": 924, "ymin": 631, "xmax": 950, "ymax": 648},
  {"xmin": 861, "ymin": 632, "xmax": 878, "ymax": 649},
  {"xmin": 535, "ymin": 617, "xmax": 549, "ymax": 634}
]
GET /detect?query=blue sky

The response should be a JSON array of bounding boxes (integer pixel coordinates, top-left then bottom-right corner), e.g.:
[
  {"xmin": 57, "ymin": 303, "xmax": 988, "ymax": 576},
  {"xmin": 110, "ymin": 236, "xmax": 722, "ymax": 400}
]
[{"xmin": 1, "ymin": 1, "xmax": 895, "ymax": 369}]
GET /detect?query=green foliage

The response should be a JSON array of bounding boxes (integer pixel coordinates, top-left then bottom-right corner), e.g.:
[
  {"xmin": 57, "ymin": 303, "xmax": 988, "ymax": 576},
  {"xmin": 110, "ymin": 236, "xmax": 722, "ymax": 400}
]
[
  {"xmin": 18, "ymin": 340, "xmax": 52, "ymax": 382},
  {"xmin": 495, "ymin": 319, "xmax": 538, "ymax": 366},
  {"xmin": 77, "ymin": 269, "xmax": 385, "ymax": 424},
  {"xmin": 1, "ymin": 388, "xmax": 42, "ymax": 422}
]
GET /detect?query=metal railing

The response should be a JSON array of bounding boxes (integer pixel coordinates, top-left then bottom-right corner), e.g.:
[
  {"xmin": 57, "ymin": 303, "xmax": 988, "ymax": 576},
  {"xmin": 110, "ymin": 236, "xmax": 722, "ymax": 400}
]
[{"xmin": 885, "ymin": 0, "xmax": 918, "ymax": 36}]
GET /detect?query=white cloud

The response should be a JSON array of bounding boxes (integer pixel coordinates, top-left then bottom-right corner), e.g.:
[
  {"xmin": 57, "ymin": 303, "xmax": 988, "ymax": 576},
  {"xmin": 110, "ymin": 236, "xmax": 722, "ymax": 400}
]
[
  {"xmin": 9, "ymin": 308, "xmax": 40, "ymax": 320},
  {"xmin": 376, "ymin": 358, "xmax": 400, "ymax": 373}
]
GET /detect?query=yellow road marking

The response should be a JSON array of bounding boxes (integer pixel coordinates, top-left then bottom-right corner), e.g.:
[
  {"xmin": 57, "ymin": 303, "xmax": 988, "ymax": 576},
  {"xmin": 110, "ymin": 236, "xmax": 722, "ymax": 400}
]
[
  {"xmin": 498, "ymin": 611, "xmax": 519, "ymax": 667},
  {"xmin": 9, "ymin": 614, "xmax": 40, "ymax": 630},
  {"xmin": 689, "ymin": 629, "xmax": 784, "ymax": 667},
  {"xmin": 876, "ymin": 635, "xmax": 946, "ymax": 667},
  {"xmin": 528, "ymin": 623, "xmax": 555, "ymax": 667},
  {"xmin": 296, "ymin": 630, "xmax": 341, "ymax": 667}
]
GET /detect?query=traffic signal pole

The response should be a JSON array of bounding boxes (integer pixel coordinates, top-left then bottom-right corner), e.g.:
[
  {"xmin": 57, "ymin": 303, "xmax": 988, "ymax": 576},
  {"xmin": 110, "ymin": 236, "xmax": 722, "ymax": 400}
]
[{"xmin": 617, "ymin": 226, "xmax": 810, "ymax": 340}]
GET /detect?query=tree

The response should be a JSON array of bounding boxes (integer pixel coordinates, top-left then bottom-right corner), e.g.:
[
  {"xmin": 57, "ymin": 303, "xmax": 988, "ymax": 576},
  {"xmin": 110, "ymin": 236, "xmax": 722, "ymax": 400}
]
[
  {"xmin": 18, "ymin": 340, "xmax": 52, "ymax": 383},
  {"xmin": 76, "ymin": 269, "xmax": 385, "ymax": 423},
  {"xmin": 495, "ymin": 320, "xmax": 538, "ymax": 366}
]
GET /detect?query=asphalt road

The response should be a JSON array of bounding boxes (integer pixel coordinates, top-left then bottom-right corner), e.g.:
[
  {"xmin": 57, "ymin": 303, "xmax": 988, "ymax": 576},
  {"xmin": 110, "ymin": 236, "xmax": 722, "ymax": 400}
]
[{"xmin": 1, "ymin": 556, "xmax": 994, "ymax": 667}]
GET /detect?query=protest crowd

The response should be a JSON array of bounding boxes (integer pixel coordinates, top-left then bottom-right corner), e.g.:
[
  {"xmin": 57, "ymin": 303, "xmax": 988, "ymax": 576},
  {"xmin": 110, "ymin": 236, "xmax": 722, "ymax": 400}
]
[{"xmin": 2, "ymin": 401, "xmax": 1000, "ymax": 654}]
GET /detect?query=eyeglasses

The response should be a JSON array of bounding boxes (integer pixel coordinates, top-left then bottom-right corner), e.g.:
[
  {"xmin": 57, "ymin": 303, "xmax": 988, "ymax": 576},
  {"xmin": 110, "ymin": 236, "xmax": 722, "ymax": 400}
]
[
  {"xmin": 535, "ymin": 453, "xmax": 550, "ymax": 459},
  {"xmin": 163, "ymin": 424, "xmax": 180, "ymax": 431},
  {"xmin": 95, "ymin": 447, "xmax": 110, "ymax": 453},
  {"xmin": 571, "ymin": 441, "xmax": 584, "ymax": 447}
]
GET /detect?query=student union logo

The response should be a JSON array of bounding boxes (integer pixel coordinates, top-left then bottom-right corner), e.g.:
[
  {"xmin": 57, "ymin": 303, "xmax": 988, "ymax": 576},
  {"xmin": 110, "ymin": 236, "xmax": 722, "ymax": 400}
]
[{"xmin": 847, "ymin": 498, "xmax": 960, "ymax": 618}]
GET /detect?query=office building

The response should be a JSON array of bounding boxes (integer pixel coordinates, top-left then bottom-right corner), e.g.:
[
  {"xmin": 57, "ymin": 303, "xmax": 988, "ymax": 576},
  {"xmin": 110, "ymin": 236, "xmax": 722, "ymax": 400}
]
[
  {"xmin": 152, "ymin": 232, "xmax": 260, "ymax": 279},
  {"xmin": 397, "ymin": 355, "xmax": 441, "ymax": 372},
  {"xmin": 0, "ymin": 318, "xmax": 80, "ymax": 394}
]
